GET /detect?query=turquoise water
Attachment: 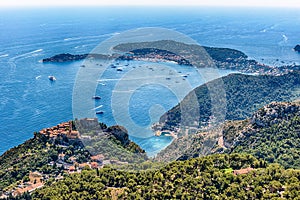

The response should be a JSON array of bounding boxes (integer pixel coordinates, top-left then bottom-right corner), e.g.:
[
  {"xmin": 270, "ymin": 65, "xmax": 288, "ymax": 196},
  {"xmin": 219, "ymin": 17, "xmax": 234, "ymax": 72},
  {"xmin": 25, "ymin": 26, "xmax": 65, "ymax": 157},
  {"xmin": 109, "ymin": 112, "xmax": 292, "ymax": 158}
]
[{"xmin": 0, "ymin": 7, "xmax": 299, "ymax": 155}]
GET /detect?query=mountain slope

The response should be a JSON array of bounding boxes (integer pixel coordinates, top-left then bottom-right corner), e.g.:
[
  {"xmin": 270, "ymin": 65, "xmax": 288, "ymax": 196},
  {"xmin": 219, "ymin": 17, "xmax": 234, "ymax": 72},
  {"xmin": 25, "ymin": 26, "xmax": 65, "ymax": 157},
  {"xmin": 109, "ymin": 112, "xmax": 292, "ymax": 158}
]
[
  {"xmin": 159, "ymin": 71, "xmax": 300, "ymax": 131},
  {"xmin": 157, "ymin": 102, "xmax": 300, "ymax": 169},
  {"xmin": 1, "ymin": 103, "xmax": 300, "ymax": 199},
  {"xmin": 0, "ymin": 121, "xmax": 146, "ymax": 195},
  {"xmin": 30, "ymin": 154, "xmax": 300, "ymax": 200},
  {"xmin": 225, "ymin": 102, "xmax": 300, "ymax": 169}
]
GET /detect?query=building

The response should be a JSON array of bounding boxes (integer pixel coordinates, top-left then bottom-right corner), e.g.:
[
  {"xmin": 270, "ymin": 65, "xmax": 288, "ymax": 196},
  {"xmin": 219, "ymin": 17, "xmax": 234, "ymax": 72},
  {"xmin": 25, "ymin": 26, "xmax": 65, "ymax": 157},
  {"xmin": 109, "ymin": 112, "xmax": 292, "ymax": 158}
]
[
  {"xmin": 38, "ymin": 121, "xmax": 80, "ymax": 139},
  {"xmin": 90, "ymin": 162, "xmax": 98, "ymax": 169},
  {"xmin": 233, "ymin": 167, "xmax": 254, "ymax": 175}
]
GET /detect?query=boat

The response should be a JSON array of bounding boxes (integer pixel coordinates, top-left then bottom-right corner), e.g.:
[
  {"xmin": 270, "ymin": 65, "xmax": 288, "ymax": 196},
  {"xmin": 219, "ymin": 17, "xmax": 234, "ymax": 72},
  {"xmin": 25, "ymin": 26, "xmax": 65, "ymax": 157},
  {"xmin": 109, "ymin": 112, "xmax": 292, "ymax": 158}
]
[
  {"xmin": 92, "ymin": 96, "xmax": 101, "ymax": 100},
  {"xmin": 48, "ymin": 76, "xmax": 56, "ymax": 81},
  {"xmin": 96, "ymin": 111, "xmax": 104, "ymax": 114}
]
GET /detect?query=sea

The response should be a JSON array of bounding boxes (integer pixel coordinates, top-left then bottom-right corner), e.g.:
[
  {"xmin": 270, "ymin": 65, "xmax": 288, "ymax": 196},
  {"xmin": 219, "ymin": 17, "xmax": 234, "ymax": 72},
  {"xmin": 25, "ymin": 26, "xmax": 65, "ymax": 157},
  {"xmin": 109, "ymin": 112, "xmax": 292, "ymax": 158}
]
[{"xmin": 0, "ymin": 6, "xmax": 299, "ymax": 156}]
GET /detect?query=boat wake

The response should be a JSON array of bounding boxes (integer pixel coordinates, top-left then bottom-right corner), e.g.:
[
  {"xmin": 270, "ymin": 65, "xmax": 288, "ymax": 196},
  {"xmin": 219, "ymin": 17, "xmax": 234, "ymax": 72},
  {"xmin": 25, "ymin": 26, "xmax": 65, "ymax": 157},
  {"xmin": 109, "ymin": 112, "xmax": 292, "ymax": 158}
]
[
  {"xmin": 8, "ymin": 49, "xmax": 43, "ymax": 72},
  {"xmin": 0, "ymin": 54, "xmax": 9, "ymax": 58},
  {"xmin": 64, "ymin": 33, "xmax": 116, "ymax": 42},
  {"xmin": 282, "ymin": 34, "xmax": 288, "ymax": 42},
  {"xmin": 91, "ymin": 105, "xmax": 103, "ymax": 110},
  {"xmin": 278, "ymin": 34, "xmax": 288, "ymax": 46}
]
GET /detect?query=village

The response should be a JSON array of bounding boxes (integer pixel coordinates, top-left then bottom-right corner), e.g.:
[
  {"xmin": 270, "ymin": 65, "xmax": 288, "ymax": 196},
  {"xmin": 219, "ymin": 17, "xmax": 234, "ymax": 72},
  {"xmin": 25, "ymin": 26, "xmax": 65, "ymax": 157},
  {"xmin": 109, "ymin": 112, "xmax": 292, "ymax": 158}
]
[{"xmin": 1, "ymin": 120, "xmax": 109, "ymax": 198}]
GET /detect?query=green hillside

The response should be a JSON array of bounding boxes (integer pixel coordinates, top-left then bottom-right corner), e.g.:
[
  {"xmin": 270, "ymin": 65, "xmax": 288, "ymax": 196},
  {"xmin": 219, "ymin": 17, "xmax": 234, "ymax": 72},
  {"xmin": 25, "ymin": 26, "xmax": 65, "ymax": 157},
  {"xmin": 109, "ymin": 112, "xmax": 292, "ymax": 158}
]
[
  {"xmin": 159, "ymin": 71, "xmax": 300, "ymax": 131},
  {"xmin": 227, "ymin": 102, "xmax": 300, "ymax": 169},
  {"xmin": 29, "ymin": 154, "xmax": 300, "ymax": 200},
  {"xmin": 0, "ymin": 122, "xmax": 146, "ymax": 195},
  {"xmin": 156, "ymin": 102, "xmax": 300, "ymax": 169}
]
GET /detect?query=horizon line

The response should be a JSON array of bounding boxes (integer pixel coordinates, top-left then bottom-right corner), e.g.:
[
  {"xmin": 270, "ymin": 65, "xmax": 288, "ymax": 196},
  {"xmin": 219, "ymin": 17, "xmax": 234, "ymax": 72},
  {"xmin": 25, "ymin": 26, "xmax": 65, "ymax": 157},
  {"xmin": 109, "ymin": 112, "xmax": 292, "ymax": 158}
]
[{"xmin": 1, "ymin": 5, "xmax": 300, "ymax": 8}]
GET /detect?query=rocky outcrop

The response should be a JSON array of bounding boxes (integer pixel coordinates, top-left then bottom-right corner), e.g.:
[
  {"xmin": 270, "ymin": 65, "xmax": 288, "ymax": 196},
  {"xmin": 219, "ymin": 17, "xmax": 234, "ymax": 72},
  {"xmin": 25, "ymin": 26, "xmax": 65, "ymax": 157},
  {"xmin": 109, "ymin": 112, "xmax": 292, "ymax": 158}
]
[
  {"xmin": 43, "ymin": 53, "xmax": 88, "ymax": 63},
  {"xmin": 42, "ymin": 53, "xmax": 114, "ymax": 63},
  {"xmin": 251, "ymin": 102, "xmax": 300, "ymax": 128},
  {"xmin": 294, "ymin": 45, "xmax": 300, "ymax": 53},
  {"xmin": 155, "ymin": 101, "xmax": 300, "ymax": 163},
  {"xmin": 107, "ymin": 125, "xmax": 129, "ymax": 146}
]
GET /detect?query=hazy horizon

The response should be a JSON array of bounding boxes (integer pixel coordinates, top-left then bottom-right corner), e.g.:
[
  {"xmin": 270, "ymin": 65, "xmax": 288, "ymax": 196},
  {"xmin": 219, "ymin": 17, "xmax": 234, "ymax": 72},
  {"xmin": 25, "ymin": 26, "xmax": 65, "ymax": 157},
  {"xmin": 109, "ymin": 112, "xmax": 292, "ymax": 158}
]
[{"xmin": 1, "ymin": 0, "xmax": 300, "ymax": 8}]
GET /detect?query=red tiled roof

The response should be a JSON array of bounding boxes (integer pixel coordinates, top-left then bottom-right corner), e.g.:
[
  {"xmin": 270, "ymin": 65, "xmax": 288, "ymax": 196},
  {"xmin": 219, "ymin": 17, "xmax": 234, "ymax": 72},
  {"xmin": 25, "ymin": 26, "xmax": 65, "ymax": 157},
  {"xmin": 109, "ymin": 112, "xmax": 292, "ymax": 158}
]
[
  {"xmin": 233, "ymin": 167, "xmax": 254, "ymax": 175},
  {"xmin": 91, "ymin": 154, "xmax": 104, "ymax": 161},
  {"xmin": 78, "ymin": 163, "xmax": 89, "ymax": 169},
  {"xmin": 69, "ymin": 166, "xmax": 75, "ymax": 171},
  {"xmin": 91, "ymin": 162, "xmax": 98, "ymax": 169}
]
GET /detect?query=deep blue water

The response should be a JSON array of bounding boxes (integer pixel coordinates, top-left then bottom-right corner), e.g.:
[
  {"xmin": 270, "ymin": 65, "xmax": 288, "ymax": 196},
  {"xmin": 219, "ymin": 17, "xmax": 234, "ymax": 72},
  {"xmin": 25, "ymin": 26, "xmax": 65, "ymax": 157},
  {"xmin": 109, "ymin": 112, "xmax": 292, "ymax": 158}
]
[{"xmin": 0, "ymin": 7, "xmax": 299, "ymax": 156}]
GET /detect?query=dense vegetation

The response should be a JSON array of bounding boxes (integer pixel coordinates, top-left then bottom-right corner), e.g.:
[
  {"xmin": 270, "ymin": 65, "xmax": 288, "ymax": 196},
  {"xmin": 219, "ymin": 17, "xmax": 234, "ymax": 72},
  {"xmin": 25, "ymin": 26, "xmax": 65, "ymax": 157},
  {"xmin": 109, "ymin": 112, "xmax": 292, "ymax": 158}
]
[
  {"xmin": 75, "ymin": 119, "xmax": 147, "ymax": 164},
  {"xmin": 160, "ymin": 71, "xmax": 300, "ymax": 130},
  {"xmin": 2, "ymin": 58, "xmax": 300, "ymax": 199},
  {"xmin": 0, "ymin": 122, "xmax": 146, "ymax": 195},
  {"xmin": 25, "ymin": 154, "xmax": 300, "ymax": 200},
  {"xmin": 228, "ymin": 102, "xmax": 300, "ymax": 169},
  {"xmin": 232, "ymin": 116, "xmax": 300, "ymax": 169},
  {"xmin": 157, "ymin": 102, "xmax": 300, "ymax": 169},
  {"xmin": 2, "ymin": 103, "xmax": 300, "ymax": 199},
  {"xmin": 0, "ymin": 133, "xmax": 64, "ymax": 192}
]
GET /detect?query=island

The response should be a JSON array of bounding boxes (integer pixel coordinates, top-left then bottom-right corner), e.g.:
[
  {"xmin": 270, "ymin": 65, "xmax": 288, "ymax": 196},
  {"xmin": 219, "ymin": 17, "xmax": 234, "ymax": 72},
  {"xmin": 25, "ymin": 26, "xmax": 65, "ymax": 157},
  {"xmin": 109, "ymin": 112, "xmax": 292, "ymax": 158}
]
[{"xmin": 294, "ymin": 44, "xmax": 300, "ymax": 53}]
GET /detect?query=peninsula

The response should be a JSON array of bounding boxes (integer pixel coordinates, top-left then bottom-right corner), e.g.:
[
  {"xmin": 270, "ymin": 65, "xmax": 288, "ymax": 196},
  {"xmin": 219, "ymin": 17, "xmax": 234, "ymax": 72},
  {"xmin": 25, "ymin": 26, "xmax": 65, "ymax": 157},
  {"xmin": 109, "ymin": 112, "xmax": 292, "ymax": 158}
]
[{"xmin": 43, "ymin": 40, "xmax": 300, "ymax": 76}]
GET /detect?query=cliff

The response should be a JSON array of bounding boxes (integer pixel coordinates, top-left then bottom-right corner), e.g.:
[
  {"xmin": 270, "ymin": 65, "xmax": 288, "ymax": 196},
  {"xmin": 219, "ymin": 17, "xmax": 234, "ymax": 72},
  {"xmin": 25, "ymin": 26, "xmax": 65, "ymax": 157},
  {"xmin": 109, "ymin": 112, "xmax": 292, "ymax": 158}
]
[{"xmin": 75, "ymin": 118, "xmax": 146, "ymax": 161}]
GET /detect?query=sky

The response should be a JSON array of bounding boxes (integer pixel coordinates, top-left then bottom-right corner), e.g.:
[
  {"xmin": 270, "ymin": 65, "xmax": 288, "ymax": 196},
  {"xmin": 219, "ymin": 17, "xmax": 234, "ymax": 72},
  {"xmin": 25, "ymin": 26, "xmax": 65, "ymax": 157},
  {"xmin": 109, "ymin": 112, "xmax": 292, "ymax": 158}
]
[{"xmin": 0, "ymin": 0, "xmax": 300, "ymax": 8}]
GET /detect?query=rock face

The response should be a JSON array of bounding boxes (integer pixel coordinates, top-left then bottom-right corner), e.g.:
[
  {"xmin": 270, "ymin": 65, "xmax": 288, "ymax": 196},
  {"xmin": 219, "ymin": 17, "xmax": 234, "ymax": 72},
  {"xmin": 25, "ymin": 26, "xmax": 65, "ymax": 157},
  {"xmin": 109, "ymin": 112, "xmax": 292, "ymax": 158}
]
[
  {"xmin": 294, "ymin": 45, "xmax": 300, "ymax": 53},
  {"xmin": 251, "ymin": 102, "xmax": 300, "ymax": 128},
  {"xmin": 107, "ymin": 125, "xmax": 130, "ymax": 146}
]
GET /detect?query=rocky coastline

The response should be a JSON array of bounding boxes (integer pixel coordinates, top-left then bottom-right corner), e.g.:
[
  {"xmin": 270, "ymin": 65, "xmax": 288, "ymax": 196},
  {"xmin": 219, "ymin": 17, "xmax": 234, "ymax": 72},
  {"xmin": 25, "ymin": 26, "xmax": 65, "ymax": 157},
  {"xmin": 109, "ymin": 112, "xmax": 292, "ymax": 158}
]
[{"xmin": 42, "ymin": 53, "xmax": 116, "ymax": 63}]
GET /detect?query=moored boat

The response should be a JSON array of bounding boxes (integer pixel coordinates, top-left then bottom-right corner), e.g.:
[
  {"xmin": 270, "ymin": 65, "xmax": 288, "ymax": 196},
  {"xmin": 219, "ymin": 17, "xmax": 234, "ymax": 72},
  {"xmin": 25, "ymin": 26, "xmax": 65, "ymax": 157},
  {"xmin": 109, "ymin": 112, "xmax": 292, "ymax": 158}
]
[
  {"xmin": 92, "ymin": 96, "xmax": 101, "ymax": 100},
  {"xmin": 48, "ymin": 76, "xmax": 56, "ymax": 81}
]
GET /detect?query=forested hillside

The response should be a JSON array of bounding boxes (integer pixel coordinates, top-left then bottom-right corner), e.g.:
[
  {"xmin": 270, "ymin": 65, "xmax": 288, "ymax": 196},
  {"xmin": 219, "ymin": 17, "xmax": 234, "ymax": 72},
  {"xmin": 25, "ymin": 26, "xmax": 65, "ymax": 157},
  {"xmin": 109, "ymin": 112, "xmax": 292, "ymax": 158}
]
[
  {"xmin": 0, "ymin": 121, "xmax": 145, "ymax": 197},
  {"xmin": 2, "ymin": 103, "xmax": 300, "ymax": 199},
  {"xmin": 156, "ymin": 102, "xmax": 300, "ymax": 169},
  {"xmin": 160, "ymin": 71, "xmax": 300, "ymax": 131},
  {"xmin": 28, "ymin": 154, "xmax": 300, "ymax": 200}
]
